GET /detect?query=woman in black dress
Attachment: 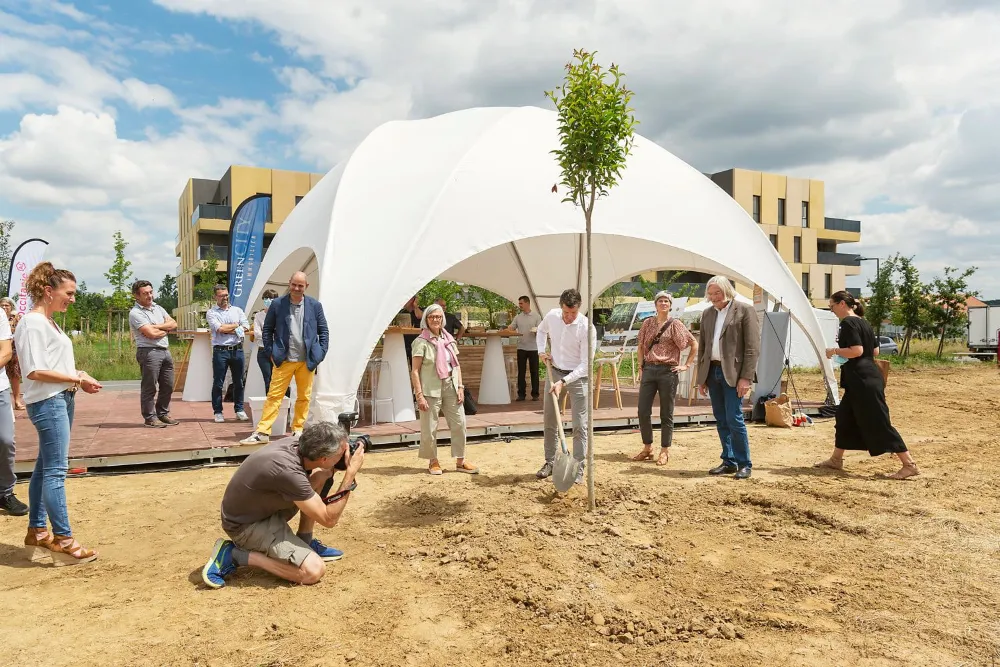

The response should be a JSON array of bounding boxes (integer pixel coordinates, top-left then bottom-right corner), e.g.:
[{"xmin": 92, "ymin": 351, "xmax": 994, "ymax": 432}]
[{"xmin": 815, "ymin": 291, "xmax": 918, "ymax": 479}]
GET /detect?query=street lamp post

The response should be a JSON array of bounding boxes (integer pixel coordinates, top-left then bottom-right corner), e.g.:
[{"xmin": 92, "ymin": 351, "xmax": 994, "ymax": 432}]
[{"xmin": 858, "ymin": 256, "xmax": 881, "ymax": 337}]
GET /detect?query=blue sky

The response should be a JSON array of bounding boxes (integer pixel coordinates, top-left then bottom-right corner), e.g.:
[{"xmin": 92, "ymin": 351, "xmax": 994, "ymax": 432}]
[{"xmin": 1, "ymin": 0, "xmax": 998, "ymax": 297}]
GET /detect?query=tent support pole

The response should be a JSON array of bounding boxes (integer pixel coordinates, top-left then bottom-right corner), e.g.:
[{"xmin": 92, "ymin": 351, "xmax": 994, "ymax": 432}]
[{"xmin": 509, "ymin": 241, "xmax": 542, "ymax": 315}]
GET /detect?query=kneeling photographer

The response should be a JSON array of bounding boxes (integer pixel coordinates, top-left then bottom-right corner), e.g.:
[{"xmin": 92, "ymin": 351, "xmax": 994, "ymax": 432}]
[{"xmin": 202, "ymin": 420, "xmax": 364, "ymax": 589}]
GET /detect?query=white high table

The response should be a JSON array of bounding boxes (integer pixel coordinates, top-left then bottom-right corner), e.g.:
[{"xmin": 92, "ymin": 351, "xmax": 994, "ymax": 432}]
[
  {"xmin": 180, "ymin": 330, "xmax": 213, "ymax": 402},
  {"xmin": 467, "ymin": 329, "xmax": 518, "ymax": 405},
  {"xmin": 379, "ymin": 327, "xmax": 419, "ymax": 423}
]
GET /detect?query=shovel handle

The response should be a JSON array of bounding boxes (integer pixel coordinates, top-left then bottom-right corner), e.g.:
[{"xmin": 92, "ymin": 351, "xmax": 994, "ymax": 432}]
[{"xmin": 544, "ymin": 360, "xmax": 569, "ymax": 454}]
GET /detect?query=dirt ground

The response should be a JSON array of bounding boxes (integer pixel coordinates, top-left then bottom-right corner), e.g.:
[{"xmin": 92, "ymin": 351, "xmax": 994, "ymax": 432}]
[{"xmin": 2, "ymin": 364, "xmax": 999, "ymax": 667}]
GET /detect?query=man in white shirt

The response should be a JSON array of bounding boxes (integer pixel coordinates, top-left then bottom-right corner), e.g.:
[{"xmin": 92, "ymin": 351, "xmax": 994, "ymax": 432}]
[
  {"xmin": 535, "ymin": 288, "xmax": 596, "ymax": 484},
  {"xmin": 511, "ymin": 295, "xmax": 542, "ymax": 401},
  {"xmin": 0, "ymin": 312, "xmax": 25, "ymax": 515},
  {"xmin": 205, "ymin": 284, "xmax": 250, "ymax": 424}
]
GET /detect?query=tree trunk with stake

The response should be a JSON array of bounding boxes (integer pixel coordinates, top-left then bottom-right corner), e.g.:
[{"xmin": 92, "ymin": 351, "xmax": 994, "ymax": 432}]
[{"xmin": 546, "ymin": 49, "xmax": 637, "ymax": 511}]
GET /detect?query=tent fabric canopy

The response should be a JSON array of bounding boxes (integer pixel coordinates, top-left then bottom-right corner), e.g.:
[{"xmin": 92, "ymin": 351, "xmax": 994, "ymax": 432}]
[{"xmin": 245, "ymin": 106, "xmax": 837, "ymax": 420}]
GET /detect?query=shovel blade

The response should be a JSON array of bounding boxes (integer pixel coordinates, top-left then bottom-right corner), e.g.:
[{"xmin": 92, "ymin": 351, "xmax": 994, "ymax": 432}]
[{"xmin": 552, "ymin": 450, "xmax": 578, "ymax": 493}]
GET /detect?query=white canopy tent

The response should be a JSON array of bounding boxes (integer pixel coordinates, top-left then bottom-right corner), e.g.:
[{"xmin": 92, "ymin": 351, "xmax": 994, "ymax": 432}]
[{"xmin": 245, "ymin": 106, "xmax": 837, "ymax": 421}]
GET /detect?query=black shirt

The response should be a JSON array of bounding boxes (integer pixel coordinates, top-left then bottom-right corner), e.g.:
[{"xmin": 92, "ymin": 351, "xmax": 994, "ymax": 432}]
[{"xmin": 837, "ymin": 316, "xmax": 876, "ymax": 368}]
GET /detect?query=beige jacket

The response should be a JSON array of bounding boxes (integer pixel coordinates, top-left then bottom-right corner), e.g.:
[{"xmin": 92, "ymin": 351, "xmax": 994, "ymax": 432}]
[
  {"xmin": 696, "ymin": 300, "xmax": 760, "ymax": 387},
  {"xmin": 411, "ymin": 335, "xmax": 461, "ymax": 398}
]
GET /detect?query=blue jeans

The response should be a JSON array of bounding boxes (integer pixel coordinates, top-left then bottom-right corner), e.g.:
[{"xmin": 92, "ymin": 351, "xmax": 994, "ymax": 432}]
[
  {"xmin": 212, "ymin": 347, "xmax": 245, "ymax": 414},
  {"xmin": 26, "ymin": 390, "xmax": 75, "ymax": 536},
  {"xmin": 706, "ymin": 364, "xmax": 752, "ymax": 468},
  {"xmin": 257, "ymin": 349, "xmax": 273, "ymax": 395}
]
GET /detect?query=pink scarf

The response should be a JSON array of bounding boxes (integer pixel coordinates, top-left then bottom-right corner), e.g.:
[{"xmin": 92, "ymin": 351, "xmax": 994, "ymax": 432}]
[{"xmin": 419, "ymin": 328, "xmax": 458, "ymax": 379}]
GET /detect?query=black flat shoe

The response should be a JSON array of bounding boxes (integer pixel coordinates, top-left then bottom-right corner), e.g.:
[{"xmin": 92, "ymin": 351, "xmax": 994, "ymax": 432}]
[
  {"xmin": 709, "ymin": 464, "xmax": 738, "ymax": 476},
  {"xmin": 734, "ymin": 467, "xmax": 752, "ymax": 480}
]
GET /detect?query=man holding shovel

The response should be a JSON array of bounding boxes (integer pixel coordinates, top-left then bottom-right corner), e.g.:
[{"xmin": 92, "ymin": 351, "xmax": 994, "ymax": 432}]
[{"xmin": 535, "ymin": 289, "xmax": 596, "ymax": 485}]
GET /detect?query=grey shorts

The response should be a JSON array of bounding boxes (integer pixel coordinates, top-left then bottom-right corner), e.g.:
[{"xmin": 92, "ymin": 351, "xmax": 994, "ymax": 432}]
[{"xmin": 228, "ymin": 509, "xmax": 313, "ymax": 567}]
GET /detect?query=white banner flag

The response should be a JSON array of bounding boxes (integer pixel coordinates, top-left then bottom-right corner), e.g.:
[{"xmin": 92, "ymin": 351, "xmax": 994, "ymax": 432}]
[{"xmin": 7, "ymin": 238, "xmax": 49, "ymax": 316}]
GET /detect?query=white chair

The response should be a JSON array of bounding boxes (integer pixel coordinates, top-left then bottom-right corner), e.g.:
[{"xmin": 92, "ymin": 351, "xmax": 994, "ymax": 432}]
[
  {"xmin": 621, "ymin": 331, "xmax": 640, "ymax": 387},
  {"xmin": 358, "ymin": 358, "xmax": 395, "ymax": 425},
  {"xmin": 593, "ymin": 335, "xmax": 627, "ymax": 409}
]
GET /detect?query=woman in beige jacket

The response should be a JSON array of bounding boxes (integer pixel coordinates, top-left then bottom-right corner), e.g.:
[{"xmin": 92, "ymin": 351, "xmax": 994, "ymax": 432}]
[{"xmin": 410, "ymin": 304, "xmax": 478, "ymax": 475}]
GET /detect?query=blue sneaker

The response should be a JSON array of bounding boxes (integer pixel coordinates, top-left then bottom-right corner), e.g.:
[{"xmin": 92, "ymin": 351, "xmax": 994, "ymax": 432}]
[
  {"xmin": 202, "ymin": 538, "xmax": 237, "ymax": 589},
  {"xmin": 309, "ymin": 538, "xmax": 343, "ymax": 562}
]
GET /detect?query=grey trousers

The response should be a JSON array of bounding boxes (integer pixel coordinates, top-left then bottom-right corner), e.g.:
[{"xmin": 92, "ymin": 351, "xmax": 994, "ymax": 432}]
[
  {"xmin": 136, "ymin": 347, "xmax": 174, "ymax": 420},
  {"xmin": 637, "ymin": 364, "xmax": 679, "ymax": 447},
  {"xmin": 418, "ymin": 380, "xmax": 467, "ymax": 460},
  {"xmin": 0, "ymin": 389, "xmax": 15, "ymax": 497},
  {"xmin": 542, "ymin": 367, "xmax": 588, "ymax": 463}
]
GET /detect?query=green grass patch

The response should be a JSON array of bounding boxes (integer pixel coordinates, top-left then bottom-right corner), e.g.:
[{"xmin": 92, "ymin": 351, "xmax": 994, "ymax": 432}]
[{"xmin": 72, "ymin": 336, "xmax": 188, "ymax": 382}]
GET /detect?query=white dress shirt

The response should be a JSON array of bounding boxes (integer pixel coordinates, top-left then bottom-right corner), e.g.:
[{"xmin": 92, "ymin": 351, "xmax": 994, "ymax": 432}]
[
  {"xmin": 710, "ymin": 300, "xmax": 733, "ymax": 362},
  {"xmin": 535, "ymin": 308, "xmax": 596, "ymax": 384}
]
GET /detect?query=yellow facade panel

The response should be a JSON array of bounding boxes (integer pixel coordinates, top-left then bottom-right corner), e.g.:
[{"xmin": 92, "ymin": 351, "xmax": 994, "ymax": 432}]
[
  {"xmin": 809, "ymin": 180, "xmax": 825, "ymax": 224},
  {"xmin": 229, "ymin": 166, "xmax": 272, "ymax": 212},
  {"xmin": 786, "ymin": 178, "xmax": 808, "ymax": 228},
  {"xmin": 801, "ymin": 227, "xmax": 818, "ymax": 264},
  {"xmin": 776, "ymin": 226, "xmax": 795, "ymax": 262},
  {"xmin": 816, "ymin": 229, "xmax": 861, "ymax": 243},
  {"xmin": 761, "ymin": 173, "xmax": 780, "ymax": 225},
  {"xmin": 732, "ymin": 169, "xmax": 754, "ymax": 215},
  {"xmin": 752, "ymin": 170, "xmax": 762, "ymax": 196}
]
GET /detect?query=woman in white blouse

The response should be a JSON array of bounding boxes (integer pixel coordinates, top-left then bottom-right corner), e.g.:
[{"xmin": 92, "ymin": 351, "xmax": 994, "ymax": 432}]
[{"xmin": 15, "ymin": 262, "xmax": 102, "ymax": 566}]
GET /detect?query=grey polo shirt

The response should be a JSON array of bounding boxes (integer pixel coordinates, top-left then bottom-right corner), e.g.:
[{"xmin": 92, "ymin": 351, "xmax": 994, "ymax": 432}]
[{"xmin": 129, "ymin": 302, "xmax": 170, "ymax": 349}]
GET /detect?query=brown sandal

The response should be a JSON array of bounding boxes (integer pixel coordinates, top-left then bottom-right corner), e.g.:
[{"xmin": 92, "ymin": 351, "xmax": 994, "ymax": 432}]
[
  {"xmin": 49, "ymin": 535, "xmax": 98, "ymax": 566},
  {"xmin": 886, "ymin": 464, "xmax": 919, "ymax": 480},
  {"xmin": 656, "ymin": 449, "xmax": 670, "ymax": 466},
  {"xmin": 24, "ymin": 527, "xmax": 54, "ymax": 563},
  {"xmin": 632, "ymin": 448, "xmax": 654, "ymax": 462}
]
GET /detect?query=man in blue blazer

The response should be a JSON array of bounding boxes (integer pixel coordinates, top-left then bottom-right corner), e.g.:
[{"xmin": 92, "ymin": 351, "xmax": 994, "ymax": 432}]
[{"xmin": 241, "ymin": 271, "xmax": 330, "ymax": 444}]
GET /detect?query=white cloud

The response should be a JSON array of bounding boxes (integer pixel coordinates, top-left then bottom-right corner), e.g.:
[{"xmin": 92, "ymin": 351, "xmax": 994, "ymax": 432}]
[
  {"xmin": 4, "ymin": 0, "xmax": 999, "ymax": 296},
  {"xmin": 151, "ymin": 0, "xmax": 1000, "ymax": 295}
]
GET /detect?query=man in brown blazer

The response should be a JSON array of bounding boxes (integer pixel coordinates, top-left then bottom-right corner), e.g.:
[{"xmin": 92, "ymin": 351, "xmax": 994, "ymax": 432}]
[{"xmin": 697, "ymin": 276, "xmax": 760, "ymax": 479}]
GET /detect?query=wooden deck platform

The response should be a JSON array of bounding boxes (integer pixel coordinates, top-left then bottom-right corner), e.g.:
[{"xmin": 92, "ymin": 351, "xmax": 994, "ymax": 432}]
[{"xmin": 12, "ymin": 387, "xmax": 826, "ymax": 473}]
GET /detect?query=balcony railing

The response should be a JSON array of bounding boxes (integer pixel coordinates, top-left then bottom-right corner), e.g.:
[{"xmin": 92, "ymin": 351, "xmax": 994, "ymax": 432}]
[
  {"xmin": 198, "ymin": 244, "xmax": 229, "ymax": 261},
  {"xmin": 192, "ymin": 204, "xmax": 232, "ymax": 224},
  {"xmin": 817, "ymin": 251, "xmax": 861, "ymax": 267},
  {"xmin": 824, "ymin": 217, "xmax": 861, "ymax": 233}
]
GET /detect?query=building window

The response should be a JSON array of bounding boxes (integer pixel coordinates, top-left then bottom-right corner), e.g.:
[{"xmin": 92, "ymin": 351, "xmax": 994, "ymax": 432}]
[
  {"xmin": 793, "ymin": 236, "xmax": 801, "ymax": 263},
  {"xmin": 752, "ymin": 195, "xmax": 761, "ymax": 223},
  {"xmin": 825, "ymin": 273, "xmax": 833, "ymax": 298},
  {"xmin": 801, "ymin": 201, "xmax": 809, "ymax": 227},
  {"xmin": 769, "ymin": 234, "xmax": 778, "ymax": 250},
  {"xmin": 777, "ymin": 198, "xmax": 786, "ymax": 226},
  {"xmin": 295, "ymin": 195, "xmax": 304, "ymax": 206},
  {"xmin": 801, "ymin": 272, "xmax": 810, "ymax": 296}
]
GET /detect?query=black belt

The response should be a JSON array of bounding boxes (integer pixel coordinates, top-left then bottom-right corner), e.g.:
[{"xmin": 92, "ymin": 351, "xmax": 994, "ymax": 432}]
[
  {"xmin": 214, "ymin": 344, "xmax": 242, "ymax": 350},
  {"xmin": 710, "ymin": 360, "xmax": 722, "ymax": 367},
  {"xmin": 553, "ymin": 366, "xmax": 571, "ymax": 374}
]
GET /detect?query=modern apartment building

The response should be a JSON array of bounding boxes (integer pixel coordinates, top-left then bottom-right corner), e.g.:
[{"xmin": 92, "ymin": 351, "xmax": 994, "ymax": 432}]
[
  {"xmin": 631, "ymin": 168, "xmax": 862, "ymax": 309},
  {"xmin": 174, "ymin": 165, "xmax": 325, "ymax": 328}
]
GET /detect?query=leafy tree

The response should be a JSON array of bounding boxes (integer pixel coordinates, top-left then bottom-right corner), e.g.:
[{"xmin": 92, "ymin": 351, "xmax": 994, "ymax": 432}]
[
  {"xmin": 104, "ymin": 231, "xmax": 134, "ymax": 311},
  {"xmin": 633, "ymin": 271, "xmax": 698, "ymax": 301},
  {"xmin": 925, "ymin": 265, "xmax": 977, "ymax": 358},
  {"xmin": 193, "ymin": 246, "xmax": 223, "ymax": 303},
  {"xmin": 892, "ymin": 255, "xmax": 924, "ymax": 357},
  {"xmin": 546, "ymin": 48, "xmax": 637, "ymax": 509},
  {"xmin": 0, "ymin": 219, "xmax": 14, "ymax": 295},
  {"xmin": 416, "ymin": 279, "xmax": 464, "ymax": 310},
  {"xmin": 157, "ymin": 274, "xmax": 178, "ymax": 313},
  {"xmin": 864, "ymin": 255, "xmax": 896, "ymax": 338},
  {"xmin": 466, "ymin": 285, "xmax": 515, "ymax": 329}
]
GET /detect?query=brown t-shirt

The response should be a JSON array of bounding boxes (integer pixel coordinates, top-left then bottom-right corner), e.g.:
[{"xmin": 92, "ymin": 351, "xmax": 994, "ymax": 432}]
[
  {"xmin": 220, "ymin": 441, "xmax": 316, "ymax": 535},
  {"xmin": 636, "ymin": 316, "xmax": 694, "ymax": 366}
]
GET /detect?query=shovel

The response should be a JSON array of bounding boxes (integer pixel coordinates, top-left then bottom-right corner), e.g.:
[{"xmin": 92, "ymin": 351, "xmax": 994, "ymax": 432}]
[{"xmin": 545, "ymin": 361, "xmax": 579, "ymax": 493}]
